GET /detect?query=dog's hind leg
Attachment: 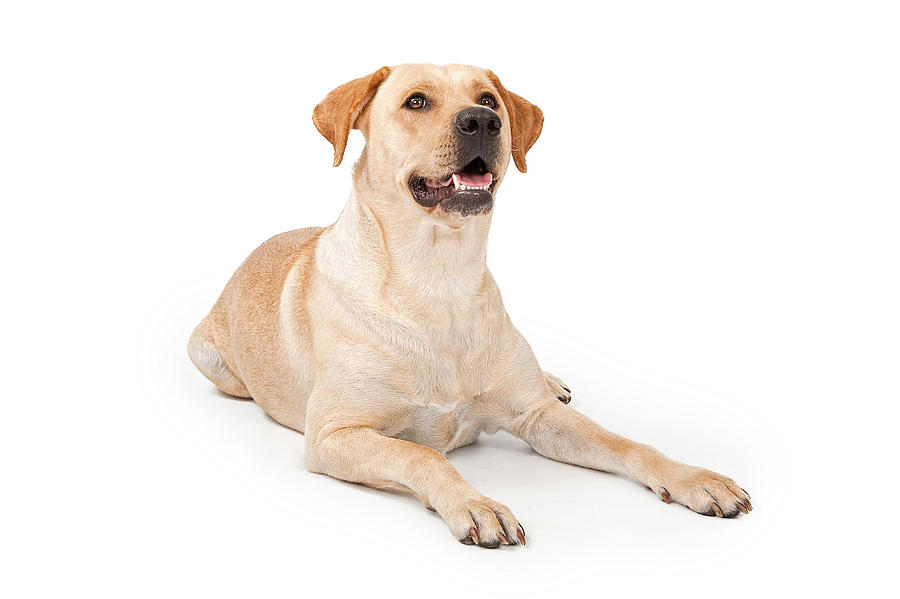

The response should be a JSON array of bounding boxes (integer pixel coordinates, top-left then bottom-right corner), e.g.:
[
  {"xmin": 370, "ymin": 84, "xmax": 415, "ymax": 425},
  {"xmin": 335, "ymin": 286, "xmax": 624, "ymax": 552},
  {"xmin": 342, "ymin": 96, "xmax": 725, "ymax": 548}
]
[{"xmin": 187, "ymin": 314, "xmax": 251, "ymax": 399}]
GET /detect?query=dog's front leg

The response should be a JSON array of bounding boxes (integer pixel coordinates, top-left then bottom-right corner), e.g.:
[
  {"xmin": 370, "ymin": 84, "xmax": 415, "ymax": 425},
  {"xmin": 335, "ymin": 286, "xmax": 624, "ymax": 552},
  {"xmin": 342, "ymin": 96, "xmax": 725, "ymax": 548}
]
[
  {"xmin": 306, "ymin": 424, "xmax": 526, "ymax": 547},
  {"xmin": 492, "ymin": 345, "xmax": 752, "ymax": 517},
  {"xmin": 505, "ymin": 396, "xmax": 752, "ymax": 516}
]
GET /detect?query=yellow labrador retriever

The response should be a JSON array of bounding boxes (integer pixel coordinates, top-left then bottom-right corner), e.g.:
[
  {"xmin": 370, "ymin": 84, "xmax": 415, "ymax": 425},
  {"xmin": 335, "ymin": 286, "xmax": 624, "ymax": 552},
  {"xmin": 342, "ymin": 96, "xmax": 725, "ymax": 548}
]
[{"xmin": 188, "ymin": 63, "xmax": 751, "ymax": 548}]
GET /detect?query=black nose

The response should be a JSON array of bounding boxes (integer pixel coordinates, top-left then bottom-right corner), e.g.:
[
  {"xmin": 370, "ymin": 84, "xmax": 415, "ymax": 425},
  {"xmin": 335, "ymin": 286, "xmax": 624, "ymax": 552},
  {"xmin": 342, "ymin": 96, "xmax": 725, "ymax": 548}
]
[{"xmin": 455, "ymin": 106, "xmax": 502, "ymax": 138}]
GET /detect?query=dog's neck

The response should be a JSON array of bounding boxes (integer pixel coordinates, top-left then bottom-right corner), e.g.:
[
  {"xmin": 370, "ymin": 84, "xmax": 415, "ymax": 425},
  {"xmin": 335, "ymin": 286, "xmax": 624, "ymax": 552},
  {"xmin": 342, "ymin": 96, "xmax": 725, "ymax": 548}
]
[{"xmin": 318, "ymin": 181, "xmax": 493, "ymax": 314}]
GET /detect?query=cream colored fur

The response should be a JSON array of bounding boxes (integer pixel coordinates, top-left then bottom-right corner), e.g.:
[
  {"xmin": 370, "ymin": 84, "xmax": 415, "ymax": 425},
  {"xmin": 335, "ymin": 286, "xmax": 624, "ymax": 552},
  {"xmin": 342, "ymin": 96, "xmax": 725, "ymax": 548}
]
[{"xmin": 188, "ymin": 63, "xmax": 751, "ymax": 548}]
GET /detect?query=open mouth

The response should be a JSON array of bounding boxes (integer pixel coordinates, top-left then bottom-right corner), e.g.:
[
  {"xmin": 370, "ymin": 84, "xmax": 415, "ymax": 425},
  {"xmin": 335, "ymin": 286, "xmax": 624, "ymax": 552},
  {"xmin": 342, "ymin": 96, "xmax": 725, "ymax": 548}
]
[{"xmin": 410, "ymin": 157, "xmax": 495, "ymax": 216}]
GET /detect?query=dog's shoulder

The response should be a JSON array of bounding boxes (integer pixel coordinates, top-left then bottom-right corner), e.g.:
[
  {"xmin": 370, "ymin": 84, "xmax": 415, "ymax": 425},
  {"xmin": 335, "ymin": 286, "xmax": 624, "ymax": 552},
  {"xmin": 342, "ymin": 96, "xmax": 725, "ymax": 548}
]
[{"xmin": 221, "ymin": 226, "xmax": 325, "ymax": 310}]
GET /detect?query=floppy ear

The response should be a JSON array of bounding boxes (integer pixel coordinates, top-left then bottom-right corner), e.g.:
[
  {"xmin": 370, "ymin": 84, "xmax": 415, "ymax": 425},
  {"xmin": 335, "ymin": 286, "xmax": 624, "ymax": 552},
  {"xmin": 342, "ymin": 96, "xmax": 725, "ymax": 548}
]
[
  {"xmin": 312, "ymin": 66, "xmax": 391, "ymax": 167},
  {"xmin": 487, "ymin": 71, "xmax": 544, "ymax": 173}
]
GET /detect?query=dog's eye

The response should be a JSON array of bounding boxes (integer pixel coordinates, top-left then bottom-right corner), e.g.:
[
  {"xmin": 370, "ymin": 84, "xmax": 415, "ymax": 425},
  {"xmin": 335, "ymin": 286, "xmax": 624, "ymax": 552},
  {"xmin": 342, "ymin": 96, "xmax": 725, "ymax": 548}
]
[
  {"xmin": 405, "ymin": 95, "xmax": 426, "ymax": 110},
  {"xmin": 479, "ymin": 94, "xmax": 497, "ymax": 109}
]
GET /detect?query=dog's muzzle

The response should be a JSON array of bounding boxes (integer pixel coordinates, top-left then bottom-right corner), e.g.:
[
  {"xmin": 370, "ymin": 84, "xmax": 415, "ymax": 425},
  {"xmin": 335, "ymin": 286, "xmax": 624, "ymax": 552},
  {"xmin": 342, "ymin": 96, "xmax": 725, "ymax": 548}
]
[{"xmin": 409, "ymin": 107, "xmax": 502, "ymax": 217}]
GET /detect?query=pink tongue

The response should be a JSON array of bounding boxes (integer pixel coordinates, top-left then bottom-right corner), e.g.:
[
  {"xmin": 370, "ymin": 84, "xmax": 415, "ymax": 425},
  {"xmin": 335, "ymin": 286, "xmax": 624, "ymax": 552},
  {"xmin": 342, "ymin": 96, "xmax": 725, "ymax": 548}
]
[
  {"xmin": 425, "ymin": 172, "xmax": 493, "ymax": 188},
  {"xmin": 457, "ymin": 172, "xmax": 492, "ymax": 186}
]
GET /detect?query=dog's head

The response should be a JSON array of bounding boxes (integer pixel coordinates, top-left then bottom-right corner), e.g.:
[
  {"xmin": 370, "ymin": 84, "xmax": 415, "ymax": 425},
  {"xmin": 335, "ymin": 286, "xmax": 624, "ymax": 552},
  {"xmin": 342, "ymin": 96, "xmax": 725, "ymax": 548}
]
[{"xmin": 313, "ymin": 64, "xmax": 543, "ymax": 223}]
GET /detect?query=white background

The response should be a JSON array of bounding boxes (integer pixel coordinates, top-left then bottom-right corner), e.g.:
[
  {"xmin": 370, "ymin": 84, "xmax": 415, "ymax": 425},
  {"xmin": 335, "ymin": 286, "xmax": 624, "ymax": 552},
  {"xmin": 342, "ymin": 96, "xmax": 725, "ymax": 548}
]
[{"xmin": 2, "ymin": 1, "xmax": 898, "ymax": 597}]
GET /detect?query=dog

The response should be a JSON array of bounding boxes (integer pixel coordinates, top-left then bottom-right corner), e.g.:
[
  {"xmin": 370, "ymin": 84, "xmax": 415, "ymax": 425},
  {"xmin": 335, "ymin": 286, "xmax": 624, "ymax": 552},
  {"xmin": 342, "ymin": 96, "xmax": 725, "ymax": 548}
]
[{"xmin": 187, "ymin": 63, "xmax": 751, "ymax": 548}]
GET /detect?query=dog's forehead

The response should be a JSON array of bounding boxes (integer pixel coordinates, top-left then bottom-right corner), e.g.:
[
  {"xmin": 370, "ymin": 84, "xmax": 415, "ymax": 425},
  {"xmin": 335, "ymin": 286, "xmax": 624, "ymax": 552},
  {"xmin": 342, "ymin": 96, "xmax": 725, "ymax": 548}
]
[{"xmin": 382, "ymin": 63, "xmax": 492, "ymax": 97}]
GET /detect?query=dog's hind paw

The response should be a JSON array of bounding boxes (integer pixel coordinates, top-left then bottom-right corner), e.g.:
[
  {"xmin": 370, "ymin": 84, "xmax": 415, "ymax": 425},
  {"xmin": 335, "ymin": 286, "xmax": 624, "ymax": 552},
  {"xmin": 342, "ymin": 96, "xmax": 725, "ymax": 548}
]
[{"xmin": 544, "ymin": 371, "xmax": 572, "ymax": 404}]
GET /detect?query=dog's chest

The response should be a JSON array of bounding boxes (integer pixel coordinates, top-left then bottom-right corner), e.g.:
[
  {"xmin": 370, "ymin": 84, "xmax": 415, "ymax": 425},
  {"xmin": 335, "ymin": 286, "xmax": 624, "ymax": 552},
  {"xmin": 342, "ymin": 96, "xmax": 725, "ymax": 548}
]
[
  {"xmin": 390, "ymin": 319, "xmax": 497, "ymax": 452},
  {"xmin": 400, "ymin": 395, "xmax": 482, "ymax": 453}
]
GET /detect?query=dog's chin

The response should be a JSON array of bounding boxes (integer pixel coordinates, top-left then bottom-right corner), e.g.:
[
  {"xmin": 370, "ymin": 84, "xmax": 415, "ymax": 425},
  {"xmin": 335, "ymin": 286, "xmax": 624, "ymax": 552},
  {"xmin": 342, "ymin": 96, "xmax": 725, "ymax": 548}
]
[{"xmin": 410, "ymin": 180, "xmax": 494, "ymax": 218}]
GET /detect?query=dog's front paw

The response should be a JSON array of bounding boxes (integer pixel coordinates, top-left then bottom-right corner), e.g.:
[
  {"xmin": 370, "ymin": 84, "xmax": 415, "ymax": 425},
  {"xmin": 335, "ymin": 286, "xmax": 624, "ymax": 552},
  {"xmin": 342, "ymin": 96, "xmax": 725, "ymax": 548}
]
[
  {"xmin": 544, "ymin": 371, "xmax": 572, "ymax": 404},
  {"xmin": 437, "ymin": 494, "xmax": 526, "ymax": 548},
  {"xmin": 656, "ymin": 465, "xmax": 752, "ymax": 518}
]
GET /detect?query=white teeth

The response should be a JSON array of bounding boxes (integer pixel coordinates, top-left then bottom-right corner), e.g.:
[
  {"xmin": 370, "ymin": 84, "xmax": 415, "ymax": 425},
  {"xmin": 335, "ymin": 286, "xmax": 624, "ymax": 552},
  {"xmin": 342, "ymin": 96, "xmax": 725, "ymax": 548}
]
[{"xmin": 450, "ymin": 174, "xmax": 490, "ymax": 191}]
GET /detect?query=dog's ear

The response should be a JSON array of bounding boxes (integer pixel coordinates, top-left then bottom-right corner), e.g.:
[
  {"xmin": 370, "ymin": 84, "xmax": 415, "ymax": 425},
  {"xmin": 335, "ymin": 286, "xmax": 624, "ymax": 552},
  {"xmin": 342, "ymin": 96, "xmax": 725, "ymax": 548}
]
[
  {"xmin": 487, "ymin": 71, "xmax": 544, "ymax": 173},
  {"xmin": 313, "ymin": 67, "xmax": 391, "ymax": 167}
]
